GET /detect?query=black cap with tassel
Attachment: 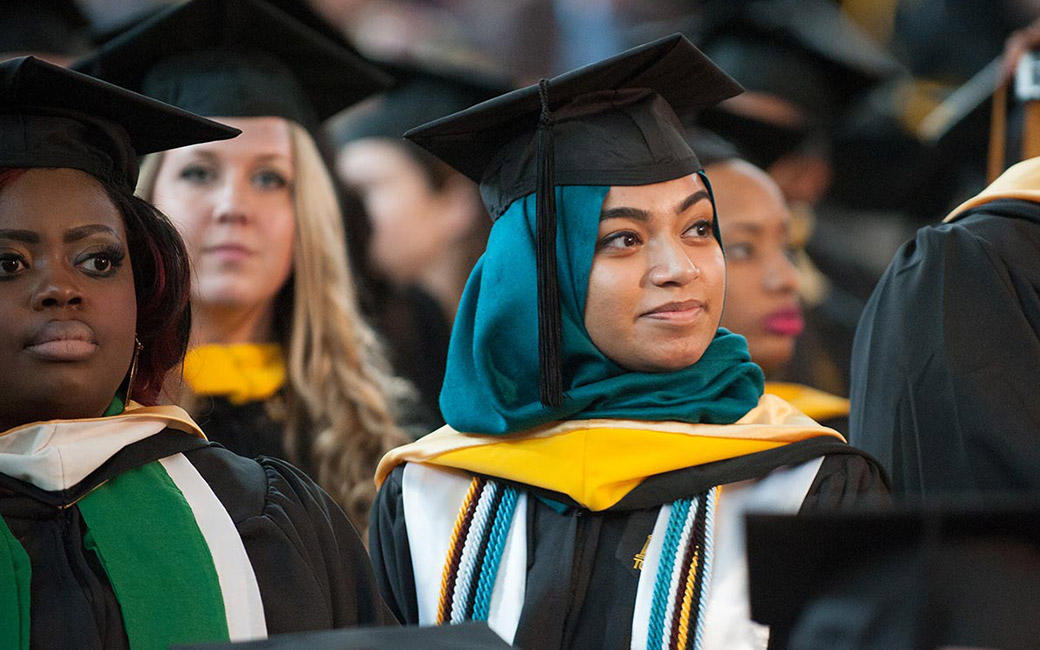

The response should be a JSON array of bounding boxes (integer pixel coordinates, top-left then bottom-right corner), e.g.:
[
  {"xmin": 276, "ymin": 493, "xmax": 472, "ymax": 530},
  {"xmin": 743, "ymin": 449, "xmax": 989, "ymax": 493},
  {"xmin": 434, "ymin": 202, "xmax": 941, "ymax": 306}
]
[{"xmin": 405, "ymin": 34, "xmax": 743, "ymax": 406}]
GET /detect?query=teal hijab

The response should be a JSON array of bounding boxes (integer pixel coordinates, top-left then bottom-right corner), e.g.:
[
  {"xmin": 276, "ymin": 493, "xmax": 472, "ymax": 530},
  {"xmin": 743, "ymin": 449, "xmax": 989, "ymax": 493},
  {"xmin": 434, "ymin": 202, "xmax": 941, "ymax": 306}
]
[{"xmin": 440, "ymin": 181, "xmax": 764, "ymax": 435}]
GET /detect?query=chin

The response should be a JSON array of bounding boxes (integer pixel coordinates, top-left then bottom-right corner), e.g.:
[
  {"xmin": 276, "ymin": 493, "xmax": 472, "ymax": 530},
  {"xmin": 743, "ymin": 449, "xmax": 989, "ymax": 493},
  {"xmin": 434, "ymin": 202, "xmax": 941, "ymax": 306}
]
[{"xmin": 750, "ymin": 339, "xmax": 796, "ymax": 376}]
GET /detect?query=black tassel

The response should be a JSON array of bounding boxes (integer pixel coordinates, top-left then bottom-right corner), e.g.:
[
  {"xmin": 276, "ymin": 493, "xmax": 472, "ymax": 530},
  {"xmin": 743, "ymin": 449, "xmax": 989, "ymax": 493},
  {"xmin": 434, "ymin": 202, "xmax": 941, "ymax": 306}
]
[{"xmin": 536, "ymin": 79, "xmax": 564, "ymax": 407}]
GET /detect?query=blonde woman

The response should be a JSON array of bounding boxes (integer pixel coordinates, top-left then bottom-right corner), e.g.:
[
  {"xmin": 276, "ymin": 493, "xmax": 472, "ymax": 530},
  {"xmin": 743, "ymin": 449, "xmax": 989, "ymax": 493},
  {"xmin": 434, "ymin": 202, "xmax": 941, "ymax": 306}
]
[{"xmin": 77, "ymin": 0, "xmax": 408, "ymax": 530}]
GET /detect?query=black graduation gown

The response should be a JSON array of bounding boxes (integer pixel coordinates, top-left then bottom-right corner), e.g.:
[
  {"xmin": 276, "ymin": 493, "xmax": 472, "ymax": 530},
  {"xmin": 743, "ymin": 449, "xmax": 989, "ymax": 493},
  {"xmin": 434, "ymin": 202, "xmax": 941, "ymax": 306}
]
[
  {"xmin": 192, "ymin": 392, "xmax": 300, "ymax": 470},
  {"xmin": 849, "ymin": 199, "xmax": 1040, "ymax": 497},
  {"xmin": 0, "ymin": 430, "xmax": 392, "ymax": 650},
  {"xmin": 369, "ymin": 438, "xmax": 888, "ymax": 650}
]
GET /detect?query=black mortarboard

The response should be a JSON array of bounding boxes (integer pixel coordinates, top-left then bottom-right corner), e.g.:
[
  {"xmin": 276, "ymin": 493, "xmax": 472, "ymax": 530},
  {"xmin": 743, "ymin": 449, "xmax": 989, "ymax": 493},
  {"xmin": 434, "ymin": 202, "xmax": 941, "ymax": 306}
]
[
  {"xmin": 694, "ymin": 0, "xmax": 903, "ymax": 166},
  {"xmin": 746, "ymin": 501, "xmax": 1040, "ymax": 650},
  {"xmin": 335, "ymin": 61, "xmax": 513, "ymax": 144},
  {"xmin": 405, "ymin": 34, "xmax": 742, "ymax": 405},
  {"xmin": 701, "ymin": 0, "xmax": 902, "ymax": 119},
  {"xmin": 0, "ymin": 56, "xmax": 239, "ymax": 190},
  {"xmin": 73, "ymin": 0, "xmax": 392, "ymax": 130},
  {"xmin": 0, "ymin": 0, "xmax": 90, "ymax": 58},
  {"xmin": 173, "ymin": 621, "xmax": 512, "ymax": 649},
  {"xmin": 682, "ymin": 124, "xmax": 741, "ymax": 168}
]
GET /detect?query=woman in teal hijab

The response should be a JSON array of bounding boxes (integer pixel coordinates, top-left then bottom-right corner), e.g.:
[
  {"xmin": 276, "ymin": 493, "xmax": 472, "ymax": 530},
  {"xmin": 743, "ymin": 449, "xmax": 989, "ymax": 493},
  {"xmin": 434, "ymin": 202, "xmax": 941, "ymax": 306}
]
[{"xmin": 370, "ymin": 35, "xmax": 888, "ymax": 650}]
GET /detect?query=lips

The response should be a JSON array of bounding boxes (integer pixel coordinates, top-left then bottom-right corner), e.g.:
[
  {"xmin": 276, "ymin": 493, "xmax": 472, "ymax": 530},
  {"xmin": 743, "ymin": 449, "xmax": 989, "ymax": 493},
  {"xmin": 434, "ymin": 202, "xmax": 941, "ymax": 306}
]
[
  {"xmin": 764, "ymin": 307, "xmax": 804, "ymax": 337},
  {"xmin": 641, "ymin": 300, "xmax": 706, "ymax": 324},
  {"xmin": 24, "ymin": 320, "xmax": 98, "ymax": 362},
  {"xmin": 203, "ymin": 243, "xmax": 254, "ymax": 261}
]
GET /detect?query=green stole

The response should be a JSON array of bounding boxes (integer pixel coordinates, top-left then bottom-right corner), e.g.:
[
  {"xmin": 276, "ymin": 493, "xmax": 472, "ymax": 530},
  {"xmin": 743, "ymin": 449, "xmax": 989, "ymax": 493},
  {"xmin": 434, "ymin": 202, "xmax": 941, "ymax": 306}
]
[{"xmin": 0, "ymin": 460, "xmax": 230, "ymax": 649}]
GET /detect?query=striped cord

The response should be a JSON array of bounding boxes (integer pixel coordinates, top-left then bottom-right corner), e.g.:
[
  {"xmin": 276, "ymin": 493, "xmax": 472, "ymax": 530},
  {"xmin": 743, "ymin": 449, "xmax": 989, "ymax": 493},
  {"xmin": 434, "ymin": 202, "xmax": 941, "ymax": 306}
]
[
  {"xmin": 471, "ymin": 486, "xmax": 520, "ymax": 620},
  {"xmin": 451, "ymin": 481, "xmax": 501, "ymax": 622},
  {"xmin": 647, "ymin": 498, "xmax": 692, "ymax": 649},
  {"xmin": 436, "ymin": 478, "xmax": 520, "ymax": 626},
  {"xmin": 645, "ymin": 487, "xmax": 718, "ymax": 650},
  {"xmin": 691, "ymin": 487, "xmax": 717, "ymax": 650},
  {"xmin": 436, "ymin": 476, "xmax": 483, "ymax": 623}
]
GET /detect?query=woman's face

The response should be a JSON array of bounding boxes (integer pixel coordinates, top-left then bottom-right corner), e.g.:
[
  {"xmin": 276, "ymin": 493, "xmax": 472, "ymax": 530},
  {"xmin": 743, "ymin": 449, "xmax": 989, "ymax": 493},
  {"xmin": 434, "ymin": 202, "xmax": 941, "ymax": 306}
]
[
  {"xmin": 709, "ymin": 160, "xmax": 801, "ymax": 375},
  {"xmin": 151, "ymin": 116, "xmax": 295, "ymax": 314},
  {"xmin": 338, "ymin": 139, "xmax": 460, "ymax": 282},
  {"xmin": 0, "ymin": 169, "xmax": 137, "ymax": 428},
  {"xmin": 584, "ymin": 174, "xmax": 725, "ymax": 373}
]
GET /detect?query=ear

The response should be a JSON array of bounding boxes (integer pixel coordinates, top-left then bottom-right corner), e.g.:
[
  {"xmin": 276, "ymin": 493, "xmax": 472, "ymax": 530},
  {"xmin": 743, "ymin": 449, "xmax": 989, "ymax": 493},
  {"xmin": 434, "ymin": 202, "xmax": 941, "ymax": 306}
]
[{"xmin": 434, "ymin": 174, "xmax": 481, "ymax": 241}]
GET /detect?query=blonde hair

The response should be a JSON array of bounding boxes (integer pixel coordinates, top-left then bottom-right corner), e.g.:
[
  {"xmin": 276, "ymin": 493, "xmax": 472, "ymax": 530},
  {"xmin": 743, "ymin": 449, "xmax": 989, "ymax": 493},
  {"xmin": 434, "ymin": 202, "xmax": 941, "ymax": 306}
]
[{"xmin": 138, "ymin": 123, "xmax": 408, "ymax": 532}]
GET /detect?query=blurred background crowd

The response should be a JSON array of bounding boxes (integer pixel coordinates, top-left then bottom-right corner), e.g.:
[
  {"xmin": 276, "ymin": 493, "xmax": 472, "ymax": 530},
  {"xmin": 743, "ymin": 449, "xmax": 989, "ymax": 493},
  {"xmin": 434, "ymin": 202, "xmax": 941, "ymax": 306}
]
[{"xmin": 6, "ymin": 0, "xmax": 1038, "ymax": 411}]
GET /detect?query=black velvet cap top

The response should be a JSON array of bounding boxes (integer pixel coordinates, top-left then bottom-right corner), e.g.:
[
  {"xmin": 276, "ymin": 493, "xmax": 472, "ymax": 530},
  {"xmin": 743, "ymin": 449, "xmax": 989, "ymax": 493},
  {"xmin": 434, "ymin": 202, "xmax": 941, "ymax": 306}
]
[
  {"xmin": 73, "ymin": 0, "xmax": 392, "ymax": 129},
  {"xmin": 0, "ymin": 56, "xmax": 239, "ymax": 190},
  {"xmin": 405, "ymin": 33, "xmax": 743, "ymax": 221}
]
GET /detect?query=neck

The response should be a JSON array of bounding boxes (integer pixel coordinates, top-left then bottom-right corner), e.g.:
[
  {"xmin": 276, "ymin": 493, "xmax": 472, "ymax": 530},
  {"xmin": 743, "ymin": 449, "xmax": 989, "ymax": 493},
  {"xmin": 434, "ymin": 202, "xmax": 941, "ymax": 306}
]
[
  {"xmin": 190, "ymin": 302, "xmax": 277, "ymax": 347},
  {"xmin": 416, "ymin": 254, "xmax": 469, "ymax": 321}
]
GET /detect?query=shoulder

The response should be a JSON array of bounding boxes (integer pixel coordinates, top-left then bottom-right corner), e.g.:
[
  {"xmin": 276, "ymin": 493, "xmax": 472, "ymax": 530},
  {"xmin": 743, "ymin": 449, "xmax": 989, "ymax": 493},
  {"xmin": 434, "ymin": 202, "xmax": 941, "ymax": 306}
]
[
  {"xmin": 181, "ymin": 443, "xmax": 334, "ymax": 527},
  {"xmin": 800, "ymin": 451, "xmax": 891, "ymax": 511}
]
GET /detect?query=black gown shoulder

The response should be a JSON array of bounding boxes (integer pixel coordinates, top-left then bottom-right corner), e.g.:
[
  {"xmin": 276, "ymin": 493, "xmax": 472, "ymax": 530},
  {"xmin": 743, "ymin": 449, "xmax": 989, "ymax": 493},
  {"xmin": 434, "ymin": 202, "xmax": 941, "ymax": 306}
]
[
  {"xmin": 369, "ymin": 443, "xmax": 889, "ymax": 648},
  {"xmin": 182, "ymin": 443, "xmax": 394, "ymax": 631},
  {"xmin": 849, "ymin": 200, "xmax": 1040, "ymax": 496},
  {"xmin": 0, "ymin": 430, "xmax": 392, "ymax": 650}
]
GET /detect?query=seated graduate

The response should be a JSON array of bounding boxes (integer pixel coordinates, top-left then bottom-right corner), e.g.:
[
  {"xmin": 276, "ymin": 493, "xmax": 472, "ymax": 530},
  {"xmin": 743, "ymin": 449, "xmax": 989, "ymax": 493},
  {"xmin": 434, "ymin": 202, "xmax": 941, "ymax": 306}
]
[
  {"xmin": 0, "ymin": 58, "xmax": 389, "ymax": 650},
  {"xmin": 849, "ymin": 158, "xmax": 1040, "ymax": 497},
  {"xmin": 690, "ymin": 132, "xmax": 851, "ymax": 431},
  {"xmin": 76, "ymin": 0, "xmax": 411, "ymax": 532},
  {"xmin": 369, "ymin": 35, "xmax": 889, "ymax": 650},
  {"xmin": 334, "ymin": 63, "xmax": 509, "ymax": 422}
]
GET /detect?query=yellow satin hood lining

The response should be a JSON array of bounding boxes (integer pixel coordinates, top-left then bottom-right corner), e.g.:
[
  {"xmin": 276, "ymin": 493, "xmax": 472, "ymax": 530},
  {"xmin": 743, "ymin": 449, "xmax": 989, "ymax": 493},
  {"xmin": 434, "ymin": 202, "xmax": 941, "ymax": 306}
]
[
  {"xmin": 375, "ymin": 394, "xmax": 845, "ymax": 511},
  {"xmin": 945, "ymin": 157, "xmax": 1040, "ymax": 223},
  {"xmin": 0, "ymin": 401, "xmax": 207, "ymax": 441},
  {"xmin": 183, "ymin": 343, "xmax": 286, "ymax": 405},
  {"xmin": 764, "ymin": 382, "xmax": 849, "ymax": 422}
]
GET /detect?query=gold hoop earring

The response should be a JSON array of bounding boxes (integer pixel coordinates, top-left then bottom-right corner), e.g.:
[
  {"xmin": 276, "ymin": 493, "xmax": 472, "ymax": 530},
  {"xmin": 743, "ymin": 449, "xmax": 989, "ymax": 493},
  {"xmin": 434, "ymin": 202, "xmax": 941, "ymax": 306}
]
[{"xmin": 126, "ymin": 337, "xmax": 143, "ymax": 403}]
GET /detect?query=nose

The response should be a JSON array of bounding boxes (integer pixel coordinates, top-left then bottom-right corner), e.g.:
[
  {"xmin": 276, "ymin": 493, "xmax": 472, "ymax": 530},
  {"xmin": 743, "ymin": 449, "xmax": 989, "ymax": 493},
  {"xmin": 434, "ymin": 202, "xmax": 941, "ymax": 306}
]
[
  {"xmin": 764, "ymin": 249, "xmax": 800, "ymax": 293},
  {"xmin": 31, "ymin": 264, "xmax": 84, "ymax": 311},
  {"xmin": 647, "ymin": 238, "xmax": 698, "ymax": 287},
  {"xmin": 213, "ymin": 175, "xmax": 250, "ymax": 224}
]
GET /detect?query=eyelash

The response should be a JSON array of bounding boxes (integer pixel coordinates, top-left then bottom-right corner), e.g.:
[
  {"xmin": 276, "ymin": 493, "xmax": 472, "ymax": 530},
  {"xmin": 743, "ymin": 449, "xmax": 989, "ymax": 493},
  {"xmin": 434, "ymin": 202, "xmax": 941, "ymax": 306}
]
[
  {"xmin": 597, "ymin": 218, "xmax": 715, "ymax": 251},
  {"xmin": 177, "ymin": 165, "xmax": 290, "ymax": 191},
  {"xmin": 77, "ymin": 245, "xmax": 126, "ymax": 277},
  {"xmin": 686, "ymin": 219, "xmax": 713, "ymax": 238},
  {"xmin": 0, "ymin": 245, "xmax": 125, "ymax": 280},
  {"xmin": 0, "ymin": 253, "xmax": 27, "ymax": 277}
]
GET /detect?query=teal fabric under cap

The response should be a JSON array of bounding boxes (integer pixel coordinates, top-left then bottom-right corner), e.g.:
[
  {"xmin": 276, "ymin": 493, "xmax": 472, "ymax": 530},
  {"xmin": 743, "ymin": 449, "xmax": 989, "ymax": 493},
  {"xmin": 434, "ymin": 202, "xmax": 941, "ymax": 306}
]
[{"xmin": 440, "ymin": 184, "xmax": 764, "ymax": 435}]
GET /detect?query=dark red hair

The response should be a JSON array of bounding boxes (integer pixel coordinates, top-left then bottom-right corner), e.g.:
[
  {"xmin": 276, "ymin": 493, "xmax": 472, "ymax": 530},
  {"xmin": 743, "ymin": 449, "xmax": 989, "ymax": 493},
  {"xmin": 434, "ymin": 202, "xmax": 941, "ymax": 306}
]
[{"xmin": 0, "ymin": 167, "xmax": 192, "ymax": 405}]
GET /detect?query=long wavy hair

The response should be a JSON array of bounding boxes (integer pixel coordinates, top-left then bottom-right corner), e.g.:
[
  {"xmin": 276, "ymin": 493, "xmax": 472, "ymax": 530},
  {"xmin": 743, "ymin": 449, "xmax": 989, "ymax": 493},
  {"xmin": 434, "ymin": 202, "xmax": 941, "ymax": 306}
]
[{"xmin": 137, "ymin": 124, "xmax": 408, "ymax": 530}]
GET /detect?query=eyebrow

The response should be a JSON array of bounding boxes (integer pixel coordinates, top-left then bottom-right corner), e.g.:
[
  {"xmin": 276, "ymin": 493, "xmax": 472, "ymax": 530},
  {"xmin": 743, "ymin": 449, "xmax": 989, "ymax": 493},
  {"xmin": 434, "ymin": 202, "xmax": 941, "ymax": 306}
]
[
  {"xmin": 186, "ymin": 150, "xmax": 289, "ymax": 164},
  {"xmin": 64, "ymin": 224, "xmax": 120, "ymax": 243},
  {"xmin": 726, "ymin": 222, "xmax": 763, "ymax": 233},
  {"xmin": 0, "ymin": 229, "xmax": 39, "ymax": 244},
  {"xmin": 600, "ymin": 190, "xmax": 711, "ymax": 222}
]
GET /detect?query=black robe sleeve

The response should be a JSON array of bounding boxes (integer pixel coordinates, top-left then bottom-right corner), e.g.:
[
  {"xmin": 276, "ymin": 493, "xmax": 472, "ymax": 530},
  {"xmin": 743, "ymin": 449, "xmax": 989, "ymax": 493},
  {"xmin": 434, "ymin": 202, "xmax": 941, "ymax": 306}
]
[
  {"xmin": 849, "ymin": 203, "xmax": 1040, "ymax": 497},
  {"xmin": 799, "ymin": 454, "xmax": 891, "ymax": 511},
  {"xmin": 184, "ymin": 446, "xmax": 395, "ymax": 631},
  {"xmin": 368, "ymin": 465, "xmax": 420, "ymax": 625}
]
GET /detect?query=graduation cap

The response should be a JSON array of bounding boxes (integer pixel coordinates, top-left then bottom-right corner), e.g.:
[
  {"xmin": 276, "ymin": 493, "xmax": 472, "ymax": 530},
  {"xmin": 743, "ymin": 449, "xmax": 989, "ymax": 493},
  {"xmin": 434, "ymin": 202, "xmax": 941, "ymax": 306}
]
[
  {"xmin": 746, "ymin": 501, "xmax": 1040, "ymax": 650},
  {"xmin": 334, "ymin": 61, "xmax": 514, "ymax": 145},
  {"xmin": 0, "ymin": 0, "xmax": 91, "ymax": 59},
  {"xmin": 694, "ymin": 0, "xmax": 903, "ymax": 166},
  {"xmin": 0, "ymin": 56, "xmax": 239, "ymax": 190},
  {"xmin": 73, "ymin": 0, "xmax": 392, "ymax": 130},
  {"xmin": 682, "ymin": 124, "xmax": 741, "ymax": 168},
  {"xmin": 172, "ymin": 621, "xmax": 512, "ymax": 649},
  {"xmin": 405, "ymin": 34, "xmax": 742, "ymax": 406}
]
